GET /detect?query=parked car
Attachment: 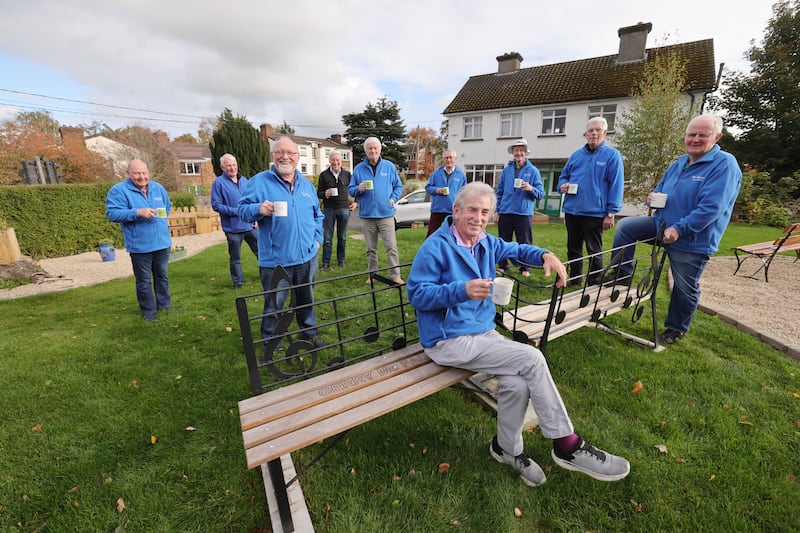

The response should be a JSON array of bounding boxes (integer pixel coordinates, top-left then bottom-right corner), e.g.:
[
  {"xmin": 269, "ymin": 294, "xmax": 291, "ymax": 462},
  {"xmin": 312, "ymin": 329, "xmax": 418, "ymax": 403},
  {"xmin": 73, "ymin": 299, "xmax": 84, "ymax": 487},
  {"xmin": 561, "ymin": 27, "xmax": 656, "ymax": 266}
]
[{"xmin": 394, "ymin": 189, "xmax": 431, "ymax": 228}]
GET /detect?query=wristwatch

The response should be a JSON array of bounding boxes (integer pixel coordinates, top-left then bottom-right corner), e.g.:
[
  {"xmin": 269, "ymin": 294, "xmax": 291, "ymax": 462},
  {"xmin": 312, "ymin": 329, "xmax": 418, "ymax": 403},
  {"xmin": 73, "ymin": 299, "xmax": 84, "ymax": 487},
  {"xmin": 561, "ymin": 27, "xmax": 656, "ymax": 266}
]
[{"xmin": 606, "ymin": 213, "xmax": 615, "ymax": 217}]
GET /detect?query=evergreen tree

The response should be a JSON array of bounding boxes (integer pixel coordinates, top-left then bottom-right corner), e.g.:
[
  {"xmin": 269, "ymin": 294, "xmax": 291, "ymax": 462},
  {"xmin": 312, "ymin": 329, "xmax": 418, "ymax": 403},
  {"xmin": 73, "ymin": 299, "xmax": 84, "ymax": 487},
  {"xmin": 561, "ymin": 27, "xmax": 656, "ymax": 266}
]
[
  {"xmin": 615, "ymin": 52, "xmax": 697, "ymax": 204},
  {"xmin": 209, "ymin": 108, "xmax": 270, "ymax": 178},
  {"xmin": 342, "ymin": 97, "xmax": 407, "ymax": 169},
  {"xmin": 710, "ymin": 0, "xmax": 800, "ymax": 181}
]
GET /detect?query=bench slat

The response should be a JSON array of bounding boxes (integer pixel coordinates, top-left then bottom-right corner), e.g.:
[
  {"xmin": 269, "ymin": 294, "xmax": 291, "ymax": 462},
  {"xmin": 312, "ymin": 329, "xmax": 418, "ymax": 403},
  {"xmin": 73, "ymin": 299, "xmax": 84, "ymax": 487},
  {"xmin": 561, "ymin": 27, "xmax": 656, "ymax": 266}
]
[
  {"xmin": 244, "ymin": 366, "xmax": 472, "ymax": 468},
  {"xmin": 238, "ymin": 343, "xmax": 427, "ymax": 417},
  {"xmin": 242, "ymin": 359, "xmax": 457, "ymax": 449}
]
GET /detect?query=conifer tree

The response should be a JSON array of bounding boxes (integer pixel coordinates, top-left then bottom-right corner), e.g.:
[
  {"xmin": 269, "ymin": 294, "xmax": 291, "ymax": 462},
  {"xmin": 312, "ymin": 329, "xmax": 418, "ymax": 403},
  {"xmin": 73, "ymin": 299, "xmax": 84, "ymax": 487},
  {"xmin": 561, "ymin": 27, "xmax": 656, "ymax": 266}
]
[{"xmin": 209, "ymin": 109, "xmax": 270, "ymax": 178}]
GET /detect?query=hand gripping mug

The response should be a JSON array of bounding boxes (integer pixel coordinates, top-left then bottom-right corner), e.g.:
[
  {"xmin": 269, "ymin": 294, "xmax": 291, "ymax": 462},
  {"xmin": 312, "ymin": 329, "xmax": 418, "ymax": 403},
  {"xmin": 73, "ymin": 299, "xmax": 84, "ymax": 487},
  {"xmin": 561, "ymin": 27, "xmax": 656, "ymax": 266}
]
[{"xmin": 491, "ymin": 277, "xmax": 514, "ymax": 306}]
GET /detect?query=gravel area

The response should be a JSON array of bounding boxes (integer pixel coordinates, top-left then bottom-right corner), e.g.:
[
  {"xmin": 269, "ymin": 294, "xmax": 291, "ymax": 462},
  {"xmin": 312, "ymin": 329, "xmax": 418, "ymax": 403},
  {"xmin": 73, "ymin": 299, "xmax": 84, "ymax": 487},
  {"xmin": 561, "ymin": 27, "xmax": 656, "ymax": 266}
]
[
  {"xmin": 2, "ymin": 233, "xmax": 797, "ymax": 354},
  {"xmin": 0, "ymin": 231, "xmax": 226, "ymax": 301}
]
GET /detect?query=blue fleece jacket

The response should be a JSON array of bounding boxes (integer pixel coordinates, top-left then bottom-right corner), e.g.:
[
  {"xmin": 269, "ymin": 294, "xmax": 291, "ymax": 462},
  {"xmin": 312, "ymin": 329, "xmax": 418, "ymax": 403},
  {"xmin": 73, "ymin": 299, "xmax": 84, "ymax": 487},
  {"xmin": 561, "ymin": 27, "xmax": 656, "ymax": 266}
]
[
  {"xmin": 211, "ymin": 173, "xmax": 256, "ymax": 233},
  {"xmin": 407, "ymin": 218, "xmax": 549, "ymax": 348},
  {"xmin": 653, "ymin": 145, "xmax": 742, "ymax": 255},
  {"xmin": 424, "ymin": 165, "xmax": 467, "ymax": 214},
  {"xmin": 237, "ymin": 166, "xmax": 324, "ymax": 268},
  {"xmin": 558, "ymin": 142, "xmax": 624, "ymax": 217},
  {"xmin": 348, "ymin": 157, "xmax": 404, "ymax": 218},
  {"xmin": 496, "ymin": 160, "xmax": 544, "ymax": 215},
  {"xmin": 106, "ymin": 178, "xmax": 172, "ymax": 253}
]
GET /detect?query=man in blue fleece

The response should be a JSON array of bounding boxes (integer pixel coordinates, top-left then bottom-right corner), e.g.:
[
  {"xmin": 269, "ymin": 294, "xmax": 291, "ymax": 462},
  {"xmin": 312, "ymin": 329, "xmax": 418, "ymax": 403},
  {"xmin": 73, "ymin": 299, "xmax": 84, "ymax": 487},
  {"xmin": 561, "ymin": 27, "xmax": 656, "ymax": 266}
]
[
  {"xmin": 211, "ymin": 153, "xmax": 258, "ymax": 289},
  {"xmin": 559, "ymin": 117, "xmax": 624, "ymax": 285},
  {"xmin": 407, "ymin": 182, "xmax": 631, "ymax": 487},
  {"xmin": 609, "ymin": 114, "xmax": 742, "ymax": 344},
  {"xmin": 495, "ymin": 138, "xmax": 545, "ymax": 276},
  {"xmin": 106, "ymin": 159, "xmax": 173, "ymax": 322},
  {"xmin": 238, "ymin": 137, "xmax": 326, "ymax": 349},
  {"xmin": 424, "ymin": 149, "xmax": 466, "ymax": 236},
  {"xmin": 348, "ymin": 137, "xmax": 405, "ymax": 284}
]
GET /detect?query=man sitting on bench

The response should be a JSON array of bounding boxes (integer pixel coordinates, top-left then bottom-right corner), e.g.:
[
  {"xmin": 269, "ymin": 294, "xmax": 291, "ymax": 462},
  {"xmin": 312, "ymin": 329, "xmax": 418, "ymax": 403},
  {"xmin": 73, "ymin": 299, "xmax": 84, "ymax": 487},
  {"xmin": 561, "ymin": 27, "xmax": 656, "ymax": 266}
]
[{"xmin": 407, "ymin": 182, "xmax": 630, "ymax": 486}]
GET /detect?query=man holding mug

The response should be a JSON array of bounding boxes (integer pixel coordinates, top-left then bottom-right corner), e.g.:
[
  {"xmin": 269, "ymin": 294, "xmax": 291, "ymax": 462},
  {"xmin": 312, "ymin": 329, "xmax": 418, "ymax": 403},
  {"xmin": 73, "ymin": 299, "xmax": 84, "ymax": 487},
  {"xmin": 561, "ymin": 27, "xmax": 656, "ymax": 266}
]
[
  {"xmin": 407, "ymin": 182, "xmax": 631, "ymax": 488},
  {"xmin": 317, "ymin": 150, "xmax": 353, "ymax": 270},
  {"xmin": 607, "ymin": 115, "xmax": 742, "ymax": 344}
]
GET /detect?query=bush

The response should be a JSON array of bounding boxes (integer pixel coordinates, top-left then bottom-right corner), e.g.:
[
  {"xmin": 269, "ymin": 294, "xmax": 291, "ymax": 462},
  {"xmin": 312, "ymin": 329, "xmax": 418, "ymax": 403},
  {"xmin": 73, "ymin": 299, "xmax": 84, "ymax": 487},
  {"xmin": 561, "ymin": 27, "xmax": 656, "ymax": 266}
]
[{"xmin": 170, "ymin": 192, "xmax": 196, "ymax": 209}]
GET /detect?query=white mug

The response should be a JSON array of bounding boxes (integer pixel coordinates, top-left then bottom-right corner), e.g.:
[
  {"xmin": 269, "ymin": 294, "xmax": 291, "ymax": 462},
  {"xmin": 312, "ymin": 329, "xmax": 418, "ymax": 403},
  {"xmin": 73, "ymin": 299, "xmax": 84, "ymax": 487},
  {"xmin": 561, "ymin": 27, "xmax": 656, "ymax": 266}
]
[
  {"xmin": 273, "ymin": 201, "xmax": 288, "ymax": 217},
  {"xmin": 649, "ymin": 192, "xmax": 668, "ymax": 209},
  {"xmin": 514, "ymin": 178, "xmax": 523, "ymax": 188},
  {"xmin": 491, "ymin": 277, "xmax": 514, "ymax": 306},
  {"xmin": 567, "ymin": 183, "xmax": 578, "ymax": 195},
  {"xmin": 329, "ymin": 187, "xmax": 339, "ymax": 197}
]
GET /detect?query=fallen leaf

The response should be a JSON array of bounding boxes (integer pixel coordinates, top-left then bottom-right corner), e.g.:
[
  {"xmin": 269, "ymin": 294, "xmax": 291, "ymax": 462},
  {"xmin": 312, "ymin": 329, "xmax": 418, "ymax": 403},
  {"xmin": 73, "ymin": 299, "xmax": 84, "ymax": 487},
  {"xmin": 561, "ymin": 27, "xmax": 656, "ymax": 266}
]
[
  {"xmin": 514, "ymin": 507, "xmax": 522, "ymax": 517},
  {"xmin": 450, "ymin": 519, "xmax": 461, "ymax": 525},
  {"xmin": 116, "ymin": 497, "xmax": 126, "ymax": 513},
  {"xmin": 709, "ymin": 474, "xmax": 716, "ymax": 481},
  {"xmin": 31, "ymin": 423, "xmax": 43, "ymax": 432},
  {"xmin": 391, "ymin": 499, "xmax": 400, "ymax": 507},
  {"xmin": 422, "ymin": 447, "xmax": 428, "ymax": 455},
  {"xmin": 739, "ymin": 420, "xmax": 754, "ymax": 426},
  {"xmin": 131, "ymin": 379, "xmax": 139, "ymax": 389},
  {"xmin": 151, "ymin": 435, "xmax": 157, "ymax": 444},
  {"xmin": 687, "ymin": 399, "xmax": 696, "ymax": 408},
  {"xmin": 392, "ymin": 475, "xmax": 401, "ymax": 481},
  {"xmin": 350, "ymin": 467, "xmax": 356, "ymax": 476},
  {"xmin": 789, "ymin": 474, "xmax": 797, "ymax": 483},
  {"xmin": 789, "ymin": 392, "xmax": 800, "ymax": 399},
  {"xmin": 654, "ymin": 444, "xmax": 668, "ymax": 454},
  {"xmin": 225, "ymin": 326, "xmax": 233, "ymax": 333},
  {"xmin": 197, "ymin": 315, "xmax": 207, "ymax": 320},
  {"xmin": 408, "ymin": 442, "xmax": 415, "ymax": 448},
  {"xmin": 631, "ymin": 380, "xmax": 643, "ymax": 393},
  {"xmin": 67, "ymin": 486, "xmax": 79, "ymax": 494},
  {"xmin": 675, "ymin": 457, "xmax": 686, "ymax": 463},
  {"xmin": 635, "ymin": 502, "xmax": 644, "ymax": 512},
  {"xmin": 408, "ymin": 468, "xmax": 417, "ymax": 478},
  {"xmin": 185, "ymin": 426, "xmax": 196, "ymax": 431},
  {"xmin": 438, "ymin": 463, "xmax": 450, "ymax": 474},
  {"xmin": 175, "ymin": 375, "xmax": 182, "ymax": 380}
]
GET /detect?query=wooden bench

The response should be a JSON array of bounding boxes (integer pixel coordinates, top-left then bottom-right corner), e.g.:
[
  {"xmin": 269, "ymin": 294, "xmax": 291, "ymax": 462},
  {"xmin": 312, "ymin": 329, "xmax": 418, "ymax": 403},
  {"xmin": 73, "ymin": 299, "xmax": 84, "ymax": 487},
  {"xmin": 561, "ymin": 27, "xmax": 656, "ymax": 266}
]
[
  {"xmin": 497, "ymin": 238, "xmax": 667, "ymax": 352},
  {"xmin": 732, "ymin": 223, "xmax": 800, "ymax": 282},
  {"xmin": 235, "ymin": 242, "xmax": 665, "ymax": 531}
]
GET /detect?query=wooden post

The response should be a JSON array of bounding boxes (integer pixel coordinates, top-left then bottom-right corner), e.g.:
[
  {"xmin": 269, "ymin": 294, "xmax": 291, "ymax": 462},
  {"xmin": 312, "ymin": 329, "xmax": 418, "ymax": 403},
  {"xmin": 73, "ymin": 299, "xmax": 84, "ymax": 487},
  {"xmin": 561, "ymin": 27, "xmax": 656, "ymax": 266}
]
[{"xmin": 0, "ymin": 228, "xmax": 22, "ymax": 263}]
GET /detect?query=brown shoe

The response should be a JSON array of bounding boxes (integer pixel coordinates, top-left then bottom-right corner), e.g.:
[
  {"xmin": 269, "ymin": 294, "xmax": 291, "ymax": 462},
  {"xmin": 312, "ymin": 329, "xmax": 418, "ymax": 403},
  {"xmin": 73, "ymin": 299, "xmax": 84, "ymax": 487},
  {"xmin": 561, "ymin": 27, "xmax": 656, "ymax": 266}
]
[
  {"xmin": 365, "ymin": 278, "xmax": 373, "ymax": 286},
  {"xmin": 392, "ymin": 277, "xmax": 405, "ymax": 285}
]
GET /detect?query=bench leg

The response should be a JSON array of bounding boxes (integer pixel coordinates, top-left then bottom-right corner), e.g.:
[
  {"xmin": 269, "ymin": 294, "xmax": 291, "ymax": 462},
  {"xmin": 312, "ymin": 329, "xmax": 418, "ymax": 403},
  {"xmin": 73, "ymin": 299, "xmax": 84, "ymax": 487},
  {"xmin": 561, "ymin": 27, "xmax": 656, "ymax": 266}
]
[{"xmin": 261, "ymin": 455, "xmax": 314, "ymax": 533}]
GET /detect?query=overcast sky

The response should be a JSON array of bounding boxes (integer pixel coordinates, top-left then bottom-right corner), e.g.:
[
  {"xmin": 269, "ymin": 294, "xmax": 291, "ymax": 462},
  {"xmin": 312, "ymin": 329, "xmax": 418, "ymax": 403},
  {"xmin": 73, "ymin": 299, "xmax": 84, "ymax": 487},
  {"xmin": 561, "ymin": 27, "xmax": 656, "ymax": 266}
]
[{"xmin": 0, "ymin": 0, "xmax": 776, "ymax": 140}]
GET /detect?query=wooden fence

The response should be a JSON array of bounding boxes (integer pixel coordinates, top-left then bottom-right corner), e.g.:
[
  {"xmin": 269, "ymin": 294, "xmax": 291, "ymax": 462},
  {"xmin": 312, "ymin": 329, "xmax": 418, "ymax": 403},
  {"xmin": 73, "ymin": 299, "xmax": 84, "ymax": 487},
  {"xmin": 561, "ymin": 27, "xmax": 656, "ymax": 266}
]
[{"xmin": 168, "ymin": 206, "xmax": 222, "ymax": 237}]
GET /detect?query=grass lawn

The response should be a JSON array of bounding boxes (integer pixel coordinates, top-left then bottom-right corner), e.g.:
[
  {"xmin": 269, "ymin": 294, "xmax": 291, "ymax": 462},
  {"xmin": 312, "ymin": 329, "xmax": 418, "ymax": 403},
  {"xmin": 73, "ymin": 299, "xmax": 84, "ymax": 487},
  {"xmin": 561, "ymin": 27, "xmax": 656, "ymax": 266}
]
[{"xmin": 0, "ymin": 221, "xmax": 798, "ymax": 532}]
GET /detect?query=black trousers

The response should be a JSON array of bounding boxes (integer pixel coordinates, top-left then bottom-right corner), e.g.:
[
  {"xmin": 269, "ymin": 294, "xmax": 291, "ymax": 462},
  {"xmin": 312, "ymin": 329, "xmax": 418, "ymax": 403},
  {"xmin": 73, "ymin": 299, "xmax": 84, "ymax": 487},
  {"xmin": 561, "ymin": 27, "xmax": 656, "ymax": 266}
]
[{"xmin": 564, "ymin": 213, "xmax": 604, "ymax": 283}]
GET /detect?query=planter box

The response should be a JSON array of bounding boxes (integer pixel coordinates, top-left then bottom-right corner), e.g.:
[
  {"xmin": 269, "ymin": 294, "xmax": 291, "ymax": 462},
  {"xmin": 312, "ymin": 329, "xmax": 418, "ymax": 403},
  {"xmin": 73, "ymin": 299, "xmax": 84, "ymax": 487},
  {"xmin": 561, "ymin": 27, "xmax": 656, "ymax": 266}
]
[
  {"xmin": 0, "ymin": 228, "xmax": 22, "ymax": 264},
  {"xmin": 169, "ymin": 246, "xmax": 187, "ymax": 262}
]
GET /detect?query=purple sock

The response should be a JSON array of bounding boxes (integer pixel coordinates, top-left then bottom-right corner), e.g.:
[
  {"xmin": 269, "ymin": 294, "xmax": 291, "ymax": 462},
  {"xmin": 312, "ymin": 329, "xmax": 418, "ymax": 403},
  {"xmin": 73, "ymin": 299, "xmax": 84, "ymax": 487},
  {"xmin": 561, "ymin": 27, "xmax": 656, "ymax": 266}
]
[{"xmin": 554, "ymin": 434, "xmax": 580, "ymax": 454}]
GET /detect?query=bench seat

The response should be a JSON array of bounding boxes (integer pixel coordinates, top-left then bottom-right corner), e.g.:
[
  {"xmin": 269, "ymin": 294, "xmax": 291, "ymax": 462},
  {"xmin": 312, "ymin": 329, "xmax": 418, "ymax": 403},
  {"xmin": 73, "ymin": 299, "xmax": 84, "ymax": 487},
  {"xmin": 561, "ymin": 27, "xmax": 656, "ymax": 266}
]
[
  {"xmin": 239, "ymin": 342, "xmax": 472, "ymax": 469},
  {"xmin": 732, "ymin": 223, "xmax": 800, "ymax": 282}
]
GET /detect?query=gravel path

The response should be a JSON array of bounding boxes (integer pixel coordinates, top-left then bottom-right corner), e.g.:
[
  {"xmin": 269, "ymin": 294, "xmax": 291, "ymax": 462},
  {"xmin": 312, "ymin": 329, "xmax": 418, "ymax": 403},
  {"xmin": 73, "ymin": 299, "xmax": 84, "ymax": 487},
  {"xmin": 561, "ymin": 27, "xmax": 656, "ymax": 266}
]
[
  {"xmin": 0, "ymin": 231, "xmax": 226, "ymax": 301},
  {"xmin": 2, "ymin": 233, "xmax": 797, "ymax": 356}
]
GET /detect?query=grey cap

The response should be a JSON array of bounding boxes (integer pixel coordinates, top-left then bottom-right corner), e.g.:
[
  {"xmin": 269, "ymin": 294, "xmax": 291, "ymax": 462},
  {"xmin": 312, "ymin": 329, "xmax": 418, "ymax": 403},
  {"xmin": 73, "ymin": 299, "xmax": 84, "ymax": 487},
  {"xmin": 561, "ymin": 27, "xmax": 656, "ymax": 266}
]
[{"xmin": 507, "ymin": 138, "xmax": 529, "ymax": 154}]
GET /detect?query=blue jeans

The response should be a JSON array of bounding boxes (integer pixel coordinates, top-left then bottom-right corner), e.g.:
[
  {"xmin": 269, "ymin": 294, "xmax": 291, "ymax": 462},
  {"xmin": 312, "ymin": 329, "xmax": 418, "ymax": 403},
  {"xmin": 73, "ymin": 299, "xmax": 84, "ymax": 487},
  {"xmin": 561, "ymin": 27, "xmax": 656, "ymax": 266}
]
[
  {"xmin": 225, "ymin": 229, "xmax": 258, "ymax": 286},
  {"xmin": 322, "ymin": 208, "xmax": 350, "ymax": 265},
  {"xmin": 259, "ymin": 256, "xmax": 318, "ymax": 340},
  {"xmin": 130, "ymin": 248, "xmax": 171, "ymax": 319},
  {"xmin": 612, "ymin": 216, "xmax": 710, "ymax": 334}
]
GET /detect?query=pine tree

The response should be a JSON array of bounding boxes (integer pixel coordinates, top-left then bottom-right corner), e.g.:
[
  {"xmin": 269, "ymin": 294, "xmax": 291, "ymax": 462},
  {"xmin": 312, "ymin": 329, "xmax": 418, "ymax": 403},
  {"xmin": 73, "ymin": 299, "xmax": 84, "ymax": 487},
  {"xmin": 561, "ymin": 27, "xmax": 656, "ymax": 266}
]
[
  {"xmin": 342, "ymin": 97, "xmax": 407, "ymax": 169},
  {"xmin": 209, "ymin": 109, "xmax": 270, "ymax": 178}
]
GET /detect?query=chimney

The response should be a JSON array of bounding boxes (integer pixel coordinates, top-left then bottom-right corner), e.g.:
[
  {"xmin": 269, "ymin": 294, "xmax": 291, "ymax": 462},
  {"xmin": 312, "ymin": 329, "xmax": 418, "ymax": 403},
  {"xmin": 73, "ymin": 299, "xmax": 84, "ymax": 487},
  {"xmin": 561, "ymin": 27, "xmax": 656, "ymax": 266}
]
[
  {"xmin": 60, "ymin": 127, "xmax": 86, "ymax": 151},
  {"xmin": 616, "ymin": 22, "xmax": 652, "ymax": 64},
  {"xmin": 496, "ymin": 51, "xmax": 523, "ymax": 74},
  {"xmin": 260, "ymin": 123, "xmax": 274, "ymax": 141},
  {"xmin": 329, "ymin": 134, "xmax": 343, "ymax": 144}
]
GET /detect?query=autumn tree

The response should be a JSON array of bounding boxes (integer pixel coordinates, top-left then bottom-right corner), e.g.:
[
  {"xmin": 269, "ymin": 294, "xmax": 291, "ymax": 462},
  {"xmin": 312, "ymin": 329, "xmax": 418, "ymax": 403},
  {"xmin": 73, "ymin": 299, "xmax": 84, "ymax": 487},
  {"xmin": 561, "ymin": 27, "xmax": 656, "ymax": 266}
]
[
  {"xmin": 106, "ymin": 125, "xmax": 178, "ymax": 189},
  {"xmin": 209, "ymin": 108, "xmax": 270, "ymax": 178},
  {"xmin": 197, "ymin": 116, "xmax": 219, "ymax": 146},
  {"xmin": 276, "ymin": 121, "xmax": 295, "ymax": 135},
  {"xmin": 342, "ymin": 97, "xmax": 407, "ymax": 169},
  {"xmin": 710, "ymin": 0, "xmax": 800, "ymax": 183},
  {"xmin": 407, "ymin": 126, "xmax": 439, "ymax": 181},
  {"xmin": 614, "ymin": 52, "xmax": 697, "ymax": 203},
  {"xmin": 174, "ymin": 133, "xmax": 198, "ymax": 143}
]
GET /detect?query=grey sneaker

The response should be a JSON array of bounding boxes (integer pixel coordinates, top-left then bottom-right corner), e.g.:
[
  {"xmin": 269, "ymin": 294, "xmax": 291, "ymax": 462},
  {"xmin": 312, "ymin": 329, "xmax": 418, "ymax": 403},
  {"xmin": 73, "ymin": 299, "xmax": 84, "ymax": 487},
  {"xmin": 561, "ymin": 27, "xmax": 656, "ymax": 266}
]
[
  {"xmin": 551, "ymin": 437, "xmax": 630, "ymax": 482},
  {"xmin": 489, "ymin": 436, "xmax": 546, "ymax": 487}
]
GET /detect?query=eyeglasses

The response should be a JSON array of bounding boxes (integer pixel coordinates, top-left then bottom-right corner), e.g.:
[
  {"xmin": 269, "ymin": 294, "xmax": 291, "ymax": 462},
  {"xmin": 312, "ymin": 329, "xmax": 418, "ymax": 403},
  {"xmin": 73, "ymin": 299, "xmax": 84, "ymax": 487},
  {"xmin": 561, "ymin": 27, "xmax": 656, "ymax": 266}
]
[
  {"xmin": 685, "ymin": 133, "xmax": 713, "ymax": 139},
  {"xmin": 272, "ymin": 151, "xmax": 299, "ymax": 157}
]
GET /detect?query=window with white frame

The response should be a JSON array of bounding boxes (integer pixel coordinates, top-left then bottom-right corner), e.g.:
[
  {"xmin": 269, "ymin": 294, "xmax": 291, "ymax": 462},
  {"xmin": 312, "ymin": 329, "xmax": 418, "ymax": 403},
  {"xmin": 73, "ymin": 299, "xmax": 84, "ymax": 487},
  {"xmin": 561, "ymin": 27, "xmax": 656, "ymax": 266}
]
[
  {"xmin": 301, "ymin": 164, "xmax": 307, "ymax": 174},
  {"xmin": 299, "ymin": 146, "xmax": 308, "ymax": 156},
  {"xmin": 541, "ymin": 109, "xmax": 566, "ymax": 135},
  {"xmin": 463, "ymin": 116, "xmax": 483, "ymax": 140},
  {"xmin": 464, "ymin": 163, "xmax": 504, "ymax": 189},
  {"xmin": 180, "ymin": 161, "xmax": 201, "ymax": 175},
  {"xmin": 499, "ymin": 112, "xmax": 522, "ymax": 138},
  {"xmin": 588, "ymin": 104, "xmax": 617, "ymax": 132},
  {"xmin": 341, "ymin": 152, "xmax": 350, "ymax": 161}
]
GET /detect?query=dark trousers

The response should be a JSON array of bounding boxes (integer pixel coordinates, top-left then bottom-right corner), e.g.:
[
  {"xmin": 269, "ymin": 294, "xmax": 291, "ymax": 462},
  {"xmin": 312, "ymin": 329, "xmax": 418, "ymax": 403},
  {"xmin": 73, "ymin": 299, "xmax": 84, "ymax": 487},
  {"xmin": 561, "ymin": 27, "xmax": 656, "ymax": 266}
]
[
  {"xmin": 225, "ymin": 229, "xmax": 258, "ymax": 286},
  {"xmin": 259, "ymin": 256, "xmax": 318, "ymax": 340},
  {"xmin": 564, "ymin": 213, "xmax": 604, "ymax": 284},
  {"xmin": 426, "ymin": 212, "xmax": 449, "ymax": 237},
  {"xmin": 322, "ymin": 208, "xmax": 350, "ymax": 265},
  {"xmin": 497, "ymin": 214, "xmax": 533, "ymax": 272},
  {"xmin": 130, "ymin": 248, "xmax": 171, "ymax": 319}
]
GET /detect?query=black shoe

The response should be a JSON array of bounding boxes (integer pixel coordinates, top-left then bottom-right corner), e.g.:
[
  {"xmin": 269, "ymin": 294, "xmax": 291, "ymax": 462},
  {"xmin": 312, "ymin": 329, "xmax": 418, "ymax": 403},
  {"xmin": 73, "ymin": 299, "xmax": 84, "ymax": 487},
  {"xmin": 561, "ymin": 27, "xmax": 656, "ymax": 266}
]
[
  {"xmin": 307, "ymin": 335, "xmax": 327, "ymax": 350},
  {"xmin": 338, "ymin": 262, "xmax": 346, "ymax": 268},
  {"xmin": 601, "ymin": 270, "xmax": 632, "ymax": 287},
  {"xmin": 143, "ymin": 314, "xmax": 156, "ymax": 322},
  {"xmin": 320, "ymin": 264, "xmax": 330, "ymax": 271},
  {"xmin": 658, "ymin": 329, "xmax": 685, "ymax": 345},
  {"xmin": 234, "ymin": 283, "xmax": 243, "ymax": 289}
]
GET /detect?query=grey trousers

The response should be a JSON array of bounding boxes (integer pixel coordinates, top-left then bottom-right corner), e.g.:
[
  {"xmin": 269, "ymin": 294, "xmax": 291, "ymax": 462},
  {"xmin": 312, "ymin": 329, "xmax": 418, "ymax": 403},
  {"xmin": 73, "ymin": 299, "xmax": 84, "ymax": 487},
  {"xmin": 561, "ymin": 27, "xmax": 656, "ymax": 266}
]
[
  {"xmin": 425, "ymin": 330, "xmax": 574, "ymax": 456},
  {"xmin": 362, "ymin": 216, "xmax": 401, "ymax": 279}
]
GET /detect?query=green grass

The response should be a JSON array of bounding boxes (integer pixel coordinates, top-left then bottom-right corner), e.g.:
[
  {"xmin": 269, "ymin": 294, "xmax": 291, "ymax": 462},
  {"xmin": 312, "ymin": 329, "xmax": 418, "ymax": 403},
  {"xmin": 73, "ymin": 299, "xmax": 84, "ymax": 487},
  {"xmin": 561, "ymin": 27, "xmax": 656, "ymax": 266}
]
[{"xmin": 1, "ymin": 222, "xmax": 798, "ymax": 532}]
